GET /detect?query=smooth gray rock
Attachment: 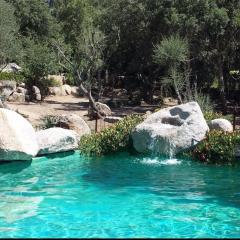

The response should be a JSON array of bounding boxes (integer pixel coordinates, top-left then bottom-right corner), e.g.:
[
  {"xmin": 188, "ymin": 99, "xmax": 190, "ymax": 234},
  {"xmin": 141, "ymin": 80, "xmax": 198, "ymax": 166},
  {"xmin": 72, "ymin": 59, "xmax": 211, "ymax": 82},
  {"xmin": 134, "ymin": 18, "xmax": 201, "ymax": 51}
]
[
  {"xmin": 48, "ymin": 86, "xmax": 67, "ymax": 96},
  {"xmin": 32, "ymin": 86, "xmax": 41, "ymax": 94},
  {"xmin": 63, "ymin": 84, "xmax": 72, "ymax": 95},
  {"xmin": 209, "ymin": 119, "xmax": 233, "ymax": 132},
  {"xmin": 132, "ymin": 102, "xmax": 209, "ymax": 156},
  {"xmin": 0, "ymin": 108, "xmax": 39, "ymax": 161},
  {"xmin": 8, "ymin": 92, "xmax": 25, "ymax": 102},
  {"xmin": 54, "ymin": 114, "xmax": 91, "ymax": 140},
  {"xmin": 0, "ymin": 80, "xmax": 16, "ymax": 98},
  {"xmin": 17, "ymin": 87, "xmax": 28, "ymax": 95},
  {"xmin": 36, "ymin": 127, "xmax": 79, "ymax": 155}
]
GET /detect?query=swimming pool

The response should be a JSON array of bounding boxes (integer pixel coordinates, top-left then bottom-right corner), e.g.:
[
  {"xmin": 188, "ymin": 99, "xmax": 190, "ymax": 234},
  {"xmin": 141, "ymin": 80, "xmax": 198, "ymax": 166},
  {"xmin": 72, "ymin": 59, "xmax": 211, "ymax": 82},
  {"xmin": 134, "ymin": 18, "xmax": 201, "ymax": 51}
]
[{"xmin": 0, "ymin": 151, "xmax": 239, "ymax": 238}]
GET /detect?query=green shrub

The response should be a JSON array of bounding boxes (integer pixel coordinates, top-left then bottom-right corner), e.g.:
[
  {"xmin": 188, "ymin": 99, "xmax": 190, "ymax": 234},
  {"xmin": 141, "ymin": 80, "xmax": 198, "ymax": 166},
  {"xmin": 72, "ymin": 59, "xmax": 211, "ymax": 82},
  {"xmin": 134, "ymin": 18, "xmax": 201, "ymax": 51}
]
[
  {"xmin": 79, "ymin": 115, "xmax": 143, "ymax": 157},
  {"xmin": 204, "ymin": 111, "xmax": 233, "ymax": 122},
  {"xmin": 47, "ymin": 77, "xmax": 62, "ymax": 87},
  {"xmin": 0, "ymin": 72, "xmax": 24, "ymax": 82},
  {"xmin": 192, "ymin": 130, "xmax": 240, "ymax": 164},
  {"xmin": 65, "ymin": 73, "xmax": 75, "ymax": 86},
  {"xmin": 204, "ymin": 111, "xmax": 224, "ymax": 121},
  {"xmin": 38, "ymin": 115, "xmax": 63, "ymax": 130}
]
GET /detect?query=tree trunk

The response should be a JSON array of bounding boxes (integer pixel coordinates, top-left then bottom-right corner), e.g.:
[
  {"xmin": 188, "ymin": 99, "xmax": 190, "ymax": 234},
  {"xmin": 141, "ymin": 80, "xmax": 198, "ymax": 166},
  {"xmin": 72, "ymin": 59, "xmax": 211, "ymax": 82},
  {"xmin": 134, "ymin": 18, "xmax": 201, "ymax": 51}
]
[
  {"xmin": 76, "ymin": 70, "xmax": 104, "ymax": 119},
  {"xmin": 218, "ymin": 58, "xmax": 227, "ymax": 113},
  {"xmin": 173, "ymin": 80, "xmax": 183, "ymax": 104}
]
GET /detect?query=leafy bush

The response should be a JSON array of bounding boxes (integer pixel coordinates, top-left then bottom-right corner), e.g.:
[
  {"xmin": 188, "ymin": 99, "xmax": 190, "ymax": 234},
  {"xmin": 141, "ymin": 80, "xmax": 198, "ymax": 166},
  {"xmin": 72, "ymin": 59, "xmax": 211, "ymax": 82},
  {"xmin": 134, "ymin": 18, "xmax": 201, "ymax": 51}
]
[
  {"xmin": 204, "ymin": 111, "xmax": 233, "ymax": 122},
  {"xmin": 38, "ymin": 115, "xmax": 63, "ymax": 130},
  {"xmin": 79, "ymin": 115, "xmax": 143, "ymax": 157},
  {"xmin": 204, "ymin": 111, "xmax": 224, "ymax": 121},
  {"xmin": 0, "ymin": 72, "xmax": 24, "ymax": 82},
  {"xmin": 47, "ymin": 77, "xmax": 62, "ymax": 87},
  {"xmin": 192, "ymin": 130, "xmax": 240, "ymax": 164}
]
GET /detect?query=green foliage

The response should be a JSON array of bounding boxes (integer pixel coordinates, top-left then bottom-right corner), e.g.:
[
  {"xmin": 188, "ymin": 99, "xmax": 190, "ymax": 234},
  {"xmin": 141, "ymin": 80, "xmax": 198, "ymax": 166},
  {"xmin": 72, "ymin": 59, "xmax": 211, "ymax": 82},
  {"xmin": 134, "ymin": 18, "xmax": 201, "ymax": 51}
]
[
  {"xmin": 186, "ymin": 89, "xmax": 214, "ymax": 113},
  {"xmin": 79, "ymin": 115, "xmax": 143, "ymax": 157},
  {"xmin": 38, "ymin": 115, "xmax": 62, "ymax": 130},
  {"xmin": 0, "ymin": 72, "xmax": 24, "ymax": 82},
  {"xmin": 48, "ymin": 77, "xmax": 62, "ymax": 87},
  {"xmin": 22, "ymin": 39, "xmax": 58, "ymax": 96},
  {"xmin": 204, "ymin": 111, "xmax": 233, "ymax": 122},
  {"xmin": 0, "ymin": 0, "xmax": 21, "ymax": 65},
  {"xmin": 153, "ymin": 35, "xmax": 189, "ymax": 66},
  {"xmin": 192, "ymin": 130, "xmax": 240, "ymax": 164},
  {"xmin": 204, "ymin": 111, "xmax": 224, "ymax": 121},
  {"xmin": 8, "ymin": 0, "xmax": 59, "ymax": 41}
]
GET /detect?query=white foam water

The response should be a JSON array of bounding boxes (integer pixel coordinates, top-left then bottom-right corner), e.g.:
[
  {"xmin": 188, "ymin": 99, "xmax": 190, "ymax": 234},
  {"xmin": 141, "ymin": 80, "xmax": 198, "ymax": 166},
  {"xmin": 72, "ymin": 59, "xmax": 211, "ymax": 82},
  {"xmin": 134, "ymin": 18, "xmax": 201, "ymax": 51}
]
[{"xmin": 141, "ymin": 157, "xmax": 182, "ymax": 166}]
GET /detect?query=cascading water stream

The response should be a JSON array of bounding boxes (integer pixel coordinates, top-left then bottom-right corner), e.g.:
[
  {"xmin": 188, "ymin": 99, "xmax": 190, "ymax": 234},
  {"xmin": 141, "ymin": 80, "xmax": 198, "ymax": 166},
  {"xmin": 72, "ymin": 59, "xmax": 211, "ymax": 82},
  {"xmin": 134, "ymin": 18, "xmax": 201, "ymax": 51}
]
[{"xmin": 142, "ymin": 130, "xmax": 182, "ymax": 166}]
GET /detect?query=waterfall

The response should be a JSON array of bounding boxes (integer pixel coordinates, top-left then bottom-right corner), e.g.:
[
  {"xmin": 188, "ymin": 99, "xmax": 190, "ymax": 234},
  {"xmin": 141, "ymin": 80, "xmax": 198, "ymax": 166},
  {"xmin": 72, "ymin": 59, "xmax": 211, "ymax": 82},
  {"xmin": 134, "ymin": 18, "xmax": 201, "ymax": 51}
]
[{"xmin": 148, "ymin": 135, "xmax": 176, "ymax": 159}]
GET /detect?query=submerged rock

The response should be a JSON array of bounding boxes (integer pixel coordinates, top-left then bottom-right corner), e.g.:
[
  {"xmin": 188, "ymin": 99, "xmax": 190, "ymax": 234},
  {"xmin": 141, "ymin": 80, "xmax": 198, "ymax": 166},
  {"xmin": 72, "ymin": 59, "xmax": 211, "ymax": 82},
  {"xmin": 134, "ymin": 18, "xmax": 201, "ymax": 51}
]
[
  {"xmin": 208, "ymin": 119, "xmax": 233, "ymax": 133},
  {"xmin": 132, "ymin": 102, "xmax": 209, "ymax": 156},
  {"xmin": 36, "ymin": 127, "xmax": 79, "ymax": 155},
  {"xmin": 0, "ymin": 108, "xmax": 39, "ymax": 160}
]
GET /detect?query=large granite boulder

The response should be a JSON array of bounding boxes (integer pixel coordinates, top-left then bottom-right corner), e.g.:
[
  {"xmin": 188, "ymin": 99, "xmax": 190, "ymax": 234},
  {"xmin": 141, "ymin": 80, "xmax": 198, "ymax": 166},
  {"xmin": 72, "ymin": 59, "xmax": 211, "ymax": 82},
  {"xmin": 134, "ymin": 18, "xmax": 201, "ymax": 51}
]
[
  {"xmin": 53, "ymin": 114, "xmax": 91, "ymax": 139},
  {"xmin": 132, "ymin": 102, "xmax": 209, "ymax": 155},
  {"xmin": 36, "ymin": 127, "xmax": 79, "ymax": 155},
  {"xmin": 0, "ymin": 108, "xmax": 39, "ymax": 160},
  {"xmin": 208, "ymin": 119, "xmax": 233, "ymax": 133}
]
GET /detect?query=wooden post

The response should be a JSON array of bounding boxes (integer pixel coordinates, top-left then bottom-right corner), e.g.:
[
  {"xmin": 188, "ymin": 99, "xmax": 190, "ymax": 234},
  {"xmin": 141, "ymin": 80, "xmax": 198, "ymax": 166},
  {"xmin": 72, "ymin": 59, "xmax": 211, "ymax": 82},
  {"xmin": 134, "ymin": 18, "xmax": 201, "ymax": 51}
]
[{"xmin": 95, "ymin": 116, "xmax": 98, "ymax": 133}]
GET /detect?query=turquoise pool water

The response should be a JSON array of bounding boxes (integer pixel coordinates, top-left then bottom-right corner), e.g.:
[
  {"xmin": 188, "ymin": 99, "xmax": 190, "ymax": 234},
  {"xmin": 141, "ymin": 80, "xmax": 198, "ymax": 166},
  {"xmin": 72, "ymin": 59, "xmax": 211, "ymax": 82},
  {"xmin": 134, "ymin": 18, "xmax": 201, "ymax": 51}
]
[{"xmin": 0, "ymin": 151, "xmax": 240, "ymax": 238}]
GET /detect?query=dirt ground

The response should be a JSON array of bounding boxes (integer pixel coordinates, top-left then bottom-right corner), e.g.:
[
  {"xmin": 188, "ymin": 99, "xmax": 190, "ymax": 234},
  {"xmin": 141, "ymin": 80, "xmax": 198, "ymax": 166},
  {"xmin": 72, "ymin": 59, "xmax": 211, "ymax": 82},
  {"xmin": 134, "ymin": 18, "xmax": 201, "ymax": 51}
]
[{"xmin": 7, "ymin": 95, "xmax": 158, "ymax": 131}]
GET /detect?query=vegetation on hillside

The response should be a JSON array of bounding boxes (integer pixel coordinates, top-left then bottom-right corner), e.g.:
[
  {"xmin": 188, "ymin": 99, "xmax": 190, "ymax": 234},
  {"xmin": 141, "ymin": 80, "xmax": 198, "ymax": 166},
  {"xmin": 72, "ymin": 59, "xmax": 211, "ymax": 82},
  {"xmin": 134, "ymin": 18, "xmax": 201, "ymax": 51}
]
[{"xmin": 0, "ymin": 0, "xmax": 239, "ymax": 111}]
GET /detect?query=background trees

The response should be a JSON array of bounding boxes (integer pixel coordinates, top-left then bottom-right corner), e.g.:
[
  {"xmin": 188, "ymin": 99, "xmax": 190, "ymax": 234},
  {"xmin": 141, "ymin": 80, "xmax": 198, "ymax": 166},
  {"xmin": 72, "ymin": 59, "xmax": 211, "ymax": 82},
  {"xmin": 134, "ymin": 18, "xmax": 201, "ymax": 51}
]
[
  {"xmin": 0, "ymin": 0, "xmax": 21, "ymax": 70},
  {"xmin": 2, "ymin": 0, "xmax": 240, "ymax": 110}
]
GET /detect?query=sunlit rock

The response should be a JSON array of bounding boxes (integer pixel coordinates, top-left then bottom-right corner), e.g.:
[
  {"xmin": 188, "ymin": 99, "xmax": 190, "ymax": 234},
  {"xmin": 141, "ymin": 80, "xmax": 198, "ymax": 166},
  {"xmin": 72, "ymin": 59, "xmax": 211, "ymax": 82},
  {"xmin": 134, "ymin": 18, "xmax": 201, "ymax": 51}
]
[{"xmin": 132, "ymin": 102, "xmax": 209, "ymax": 156}]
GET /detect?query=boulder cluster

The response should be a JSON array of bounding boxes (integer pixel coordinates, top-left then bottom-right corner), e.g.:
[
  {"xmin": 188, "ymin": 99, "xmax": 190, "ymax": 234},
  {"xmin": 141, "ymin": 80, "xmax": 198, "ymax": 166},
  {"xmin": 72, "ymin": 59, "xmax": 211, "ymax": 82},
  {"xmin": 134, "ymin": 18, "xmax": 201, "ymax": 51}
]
[
  {"xmin": 0, "ymin": 109, "xmax": 91, "ymax": 161},
  {"xmin": 131, "ymin": 102, "xmax": 236, "ymax": 156},
  {"xmin": 0, "ymin": 80, "xmax": 82, "ymax": 103}
]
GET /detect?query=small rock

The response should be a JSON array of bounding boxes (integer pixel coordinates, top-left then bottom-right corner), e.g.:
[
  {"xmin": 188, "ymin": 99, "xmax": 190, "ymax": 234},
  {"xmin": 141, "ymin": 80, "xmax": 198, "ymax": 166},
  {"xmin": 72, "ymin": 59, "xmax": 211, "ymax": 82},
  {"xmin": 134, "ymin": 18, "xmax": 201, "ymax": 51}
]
[
  {"xmin": 17, "ymin": 87, "xmax": 28, "ymax": 94},
  {"xmin": 104, "ymin": 116, "xmax": 122, "ymax": 123},
  {"xmin": 88, "ymin": 102, "xmax": 112, "ymax": 119},
  {"xmin": 32, "ymin": 86, "xmax": 41, "ymax": 94},
  {"xmin": 18, "ymin": 82, "xmax": 26, "ymax": 88},
  {"xmin": 71, "ymin": 86, "xmax": 82, "ymax": 96},
  {"xmin": 48, "ymin": 86, "xmax": 67, "ymax": 96},
  {"xmin": 63, "ymin": 84, "xmax": 72, "ymax": 95},
  {"xmin": 35, "ymin": 93, "xmax": 41, "ymax": 101},
  {"xmin": 0, "ymin": 80, "xmax": 16, "ymax": 98},
  {"xmin": 209, "ymin": 119, "xmax": 233, "ymax": 133},
  {"xmin": 8, "ymin": 92, "xmax": 25, "ymax": 102}
]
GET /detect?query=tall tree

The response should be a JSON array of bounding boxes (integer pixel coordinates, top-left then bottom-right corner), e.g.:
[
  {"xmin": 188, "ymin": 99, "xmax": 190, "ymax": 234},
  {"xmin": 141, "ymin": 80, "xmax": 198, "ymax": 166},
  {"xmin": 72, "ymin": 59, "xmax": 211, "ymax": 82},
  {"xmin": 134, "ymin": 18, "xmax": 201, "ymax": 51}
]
[{"xmin": 0, "ymin": 0, "xmax": 21, "ymax": 70}]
